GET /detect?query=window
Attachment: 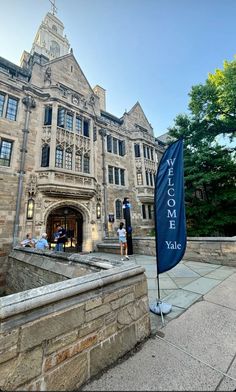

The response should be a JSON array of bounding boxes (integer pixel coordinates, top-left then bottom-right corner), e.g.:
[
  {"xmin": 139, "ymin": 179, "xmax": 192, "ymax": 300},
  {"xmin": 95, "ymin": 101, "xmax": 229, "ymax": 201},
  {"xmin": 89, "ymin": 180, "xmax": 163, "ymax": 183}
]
[
  {"xmin": 66, "ymin": 113, "xmax": 73, "ymax": 131},
  {"xmin": 107, "ymin": 135, "xmax": 112, "ymax": 152},
  {"xmin": 0, "ymin": 139, "xmax": 13, "ymax": 166},
  {"xmin": 107, "ymin": 135, "xmax": 125, "ymax": 156},
  {"xmin": 150, "ymin": 149, "xmax": 154, "ymax": 161},
  {"xmin": 76, "ymin": 116, "xmax": 82, "ymax": 133},
  {"xmin": 75, "ymin": 152, "xmax": 82, "ymax": 172},
  {"xmin": 148, "ymin": 205, "xmax": 152, "ymax": 219},
  {"xmin": 137, "ymin": 172, "xmax": 143, "ymax": 186},
  {"xmin": 41, "ymin": 144, "xmax": 50, "ymax": 167},
  {"xmin": 57, "ymin": 108, "xmax": 65, "ymax": 127},
  {"xmin": 145, "ymin": 170, "xmax": 149, "ymax": 186},
  {"xmin": 149, "ymin": 172, "xmax": 153, "ymax": 187},
  {"xmin": 0, "ymin": 93, "xmax": 5, "ymax": 117},
  {"xmin": 50, "ymin": 40, "xmax": 60, "ymax": 57},
  {"xmin": 115, "ymin": 199, "xmax": 122, "ymax": 219},
  {"xmin": 55, "ymin": 146, "xmax": 63, "ymax": 168},
  {"xmin": 134, "ymin": 143, "xmax": 141, "ymax": 157},
  {"xmin": 113, "ymin": 138, "xmax": 118, "ymax": 154},
  {"xmin": 65, "ymin": 149, "xmax": 72, "ymax": 170},
  {"xmin": 120, "ymin": 169, "xmax": 125, "ymax": 186},
  {"xmin": 143, "ymin": 145, "xmax": 146, "ymax": 158},
  {"xmin": 114, "ymin": 167, "xmax": 119, "ymax": 185},
  {"xmin": 142, "ymin": 205, "xmax": 146, "ymax": 219},
  {"xmin": 83, "ymin": 155, "xmax": 90, "ymax": 173},
  {"xmin": 83, "ymin": 120, "xmax": 89, "ymax": 137},
  {"xmin": 108, "ymin": 165, "xmax": 113, "ymax": 184},
  {"xmin": 44, "ymin": 106, "xmax": 52, "ymax": 125},
  {"xmin": 108, "ymin": 166, "xmax": 125, "ymax": 186},
  {"xmin": 118, "ymin": 140, "xmax": 125, "ymax": 156},
  {"xmin": 6, "ymin": 97, "xmax": 18, "ymax": 121}
]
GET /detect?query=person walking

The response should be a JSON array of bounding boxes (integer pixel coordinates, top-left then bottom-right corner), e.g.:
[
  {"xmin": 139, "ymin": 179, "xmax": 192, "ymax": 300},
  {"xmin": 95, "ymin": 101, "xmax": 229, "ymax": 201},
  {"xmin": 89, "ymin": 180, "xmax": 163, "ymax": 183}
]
[
  {"xmin": 117, "ymin": 222, "xmax": 129, "ymax": 261},
  {"xmin": 35, "ymin": 233, "xmax": 49, "ymax": 250}
]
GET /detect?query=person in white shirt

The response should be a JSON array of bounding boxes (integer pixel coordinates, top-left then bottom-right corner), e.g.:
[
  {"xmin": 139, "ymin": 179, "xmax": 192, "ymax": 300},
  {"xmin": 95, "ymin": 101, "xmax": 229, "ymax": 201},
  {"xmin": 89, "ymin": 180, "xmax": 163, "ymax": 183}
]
[
  {"xmin": 20, "ymin": 233, "xmax": 36, "ymax": 248},
  {"xmin": 117, "ymin": 222, "xmax": 129, "ymax": 261}
]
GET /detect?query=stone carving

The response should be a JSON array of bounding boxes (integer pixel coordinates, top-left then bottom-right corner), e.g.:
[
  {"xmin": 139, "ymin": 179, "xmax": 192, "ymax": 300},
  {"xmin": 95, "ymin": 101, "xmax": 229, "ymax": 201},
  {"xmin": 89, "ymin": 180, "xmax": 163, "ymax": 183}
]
[
  {"xmin": 44, "ymin": 67, "xmax": 52, "ymax": 83},
  {"xmin": 27, "ymin": 174, "xmax": 37, "ymax": 196}
]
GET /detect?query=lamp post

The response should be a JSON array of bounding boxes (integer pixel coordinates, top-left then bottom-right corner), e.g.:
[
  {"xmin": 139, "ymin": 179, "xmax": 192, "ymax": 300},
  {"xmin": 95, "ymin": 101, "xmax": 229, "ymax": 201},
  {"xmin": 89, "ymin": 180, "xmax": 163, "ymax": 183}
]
[{"xmin": 123, "ymin": 197, "xmax": 133, "ymax": 255}]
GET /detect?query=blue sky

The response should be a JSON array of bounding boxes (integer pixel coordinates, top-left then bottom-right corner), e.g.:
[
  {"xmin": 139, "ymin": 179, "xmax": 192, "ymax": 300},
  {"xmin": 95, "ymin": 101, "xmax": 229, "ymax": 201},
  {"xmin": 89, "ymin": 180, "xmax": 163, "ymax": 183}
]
[{"xmin": 0, "ymin": 0, "xmax": 236, "ymax": 137}]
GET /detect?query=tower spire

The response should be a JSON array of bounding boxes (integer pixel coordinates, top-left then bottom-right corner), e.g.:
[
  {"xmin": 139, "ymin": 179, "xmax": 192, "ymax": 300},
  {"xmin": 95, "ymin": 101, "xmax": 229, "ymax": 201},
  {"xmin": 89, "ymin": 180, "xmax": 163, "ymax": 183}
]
[{"xmin": 49, "ymin": 0, "xmax": 57, "ymax": 15}]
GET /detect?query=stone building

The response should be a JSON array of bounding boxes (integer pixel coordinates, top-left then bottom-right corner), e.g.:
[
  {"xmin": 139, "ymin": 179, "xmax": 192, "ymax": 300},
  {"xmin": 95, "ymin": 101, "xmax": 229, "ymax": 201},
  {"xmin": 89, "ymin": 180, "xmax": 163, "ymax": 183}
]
[{"xmin": 0, "ymin": 9, "xmax": 165, "ymax": 264}]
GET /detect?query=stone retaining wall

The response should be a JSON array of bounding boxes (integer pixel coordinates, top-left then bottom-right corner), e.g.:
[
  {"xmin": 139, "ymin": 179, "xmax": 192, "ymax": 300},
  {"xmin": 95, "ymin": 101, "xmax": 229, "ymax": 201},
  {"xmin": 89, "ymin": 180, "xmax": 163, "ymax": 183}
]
[
  {"xmin": 0, "ymin": 250, "xmax": 150, "ymax": 391},
  {"xmin": 98, "ymin": 237, "xmax": 236, "ymax": 267},
  {"xmin": 133, "ymin": 237, "xmax": 236, "ymax": 266}
]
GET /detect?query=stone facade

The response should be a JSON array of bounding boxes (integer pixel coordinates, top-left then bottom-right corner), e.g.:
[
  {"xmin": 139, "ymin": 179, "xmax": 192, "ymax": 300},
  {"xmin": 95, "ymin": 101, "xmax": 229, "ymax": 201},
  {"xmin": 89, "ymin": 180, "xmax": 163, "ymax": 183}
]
[
  {"xmin": 0, "ymin": 9, "xmax": 165, "ymax": 269},
  {"xmin": 0, "ymin": 251, "xmax": 150, "ymax": 391}
]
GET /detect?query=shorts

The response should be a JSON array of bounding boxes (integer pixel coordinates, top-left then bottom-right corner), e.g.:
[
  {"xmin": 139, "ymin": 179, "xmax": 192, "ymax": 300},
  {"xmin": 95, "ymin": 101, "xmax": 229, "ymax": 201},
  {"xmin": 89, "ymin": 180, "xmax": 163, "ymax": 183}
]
[{"xmin": 119, "ymin": 237, "xmax": 127, "ymax": 244}]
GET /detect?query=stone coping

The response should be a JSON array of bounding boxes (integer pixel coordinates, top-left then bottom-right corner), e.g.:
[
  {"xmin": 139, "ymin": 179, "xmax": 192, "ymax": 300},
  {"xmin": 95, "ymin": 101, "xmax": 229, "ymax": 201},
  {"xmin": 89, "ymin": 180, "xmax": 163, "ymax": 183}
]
[
  {"xmin": 103, "ymin": 236, "xmax": 236, "ymax": 242},
  {"xmin": 0, "ymin": 261, "xmax": 145, "ymax": 321}
]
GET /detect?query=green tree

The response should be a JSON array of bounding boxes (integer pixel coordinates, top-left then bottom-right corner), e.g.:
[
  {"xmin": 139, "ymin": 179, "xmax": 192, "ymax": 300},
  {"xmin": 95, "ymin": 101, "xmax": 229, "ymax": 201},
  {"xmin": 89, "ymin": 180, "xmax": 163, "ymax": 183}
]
[{"xmin": 169, "ymin": 58, "xmax": 236, "ymax": 236}]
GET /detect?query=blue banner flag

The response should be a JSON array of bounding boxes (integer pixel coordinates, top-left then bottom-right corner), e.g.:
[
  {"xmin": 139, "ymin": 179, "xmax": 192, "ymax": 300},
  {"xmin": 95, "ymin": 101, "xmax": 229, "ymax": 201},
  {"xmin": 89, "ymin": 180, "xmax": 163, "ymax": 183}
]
[{"xmin": 155, "ymin": 138, "xmax": 186, "ymax": 274}]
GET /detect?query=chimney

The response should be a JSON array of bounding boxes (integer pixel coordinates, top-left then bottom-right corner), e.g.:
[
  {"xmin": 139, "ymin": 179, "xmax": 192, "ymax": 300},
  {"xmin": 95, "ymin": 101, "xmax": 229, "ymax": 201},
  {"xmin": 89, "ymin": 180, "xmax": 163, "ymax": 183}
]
[{"xmin": 93, "ymin": 85, "xmax": 106, "ymax": 111}]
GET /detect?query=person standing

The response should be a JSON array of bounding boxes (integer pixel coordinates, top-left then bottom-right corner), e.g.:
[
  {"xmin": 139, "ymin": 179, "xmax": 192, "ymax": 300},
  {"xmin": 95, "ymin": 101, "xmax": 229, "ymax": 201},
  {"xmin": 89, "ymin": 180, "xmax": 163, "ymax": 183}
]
[
  {"xmin": 117, "ymin": 222, "xmax": 129, "ymax": 261},
  {"xmin": 55, "ymin": 224, "xmax": 67, "ymax": 252},
  {"xmin": 35, "ymin": 233, "xmax": 49, "ymax": 250}
]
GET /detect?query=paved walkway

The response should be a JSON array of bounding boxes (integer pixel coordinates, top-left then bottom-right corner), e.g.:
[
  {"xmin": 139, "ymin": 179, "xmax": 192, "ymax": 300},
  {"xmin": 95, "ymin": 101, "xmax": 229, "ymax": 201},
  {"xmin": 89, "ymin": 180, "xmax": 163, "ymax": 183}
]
[{"xmin": 81, "ymin": 252, "xmax": 236, "ymax": 391}]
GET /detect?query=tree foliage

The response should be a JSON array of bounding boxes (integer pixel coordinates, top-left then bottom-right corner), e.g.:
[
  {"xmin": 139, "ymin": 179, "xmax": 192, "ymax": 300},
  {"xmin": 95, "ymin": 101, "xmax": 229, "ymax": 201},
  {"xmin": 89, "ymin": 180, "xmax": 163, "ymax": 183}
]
[{"xmin": 169, "ymin": 58, "xmax": 236, "ymax": 236}]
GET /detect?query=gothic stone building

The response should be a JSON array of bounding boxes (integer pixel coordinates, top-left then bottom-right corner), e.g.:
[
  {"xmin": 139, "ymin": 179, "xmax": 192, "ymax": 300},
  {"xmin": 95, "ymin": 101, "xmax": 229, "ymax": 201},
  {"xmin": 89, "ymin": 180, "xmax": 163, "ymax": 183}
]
[{"xmin": 0, "ymin": 11, "xmax": 165, "ymax": 264}]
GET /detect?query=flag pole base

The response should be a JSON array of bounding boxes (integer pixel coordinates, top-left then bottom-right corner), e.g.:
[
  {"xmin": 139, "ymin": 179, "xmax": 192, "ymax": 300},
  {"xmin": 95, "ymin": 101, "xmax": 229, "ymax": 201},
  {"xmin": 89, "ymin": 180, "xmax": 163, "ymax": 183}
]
[{"xmin": 150, "ymin": 300, "xmax": 172, "ymax": 326}]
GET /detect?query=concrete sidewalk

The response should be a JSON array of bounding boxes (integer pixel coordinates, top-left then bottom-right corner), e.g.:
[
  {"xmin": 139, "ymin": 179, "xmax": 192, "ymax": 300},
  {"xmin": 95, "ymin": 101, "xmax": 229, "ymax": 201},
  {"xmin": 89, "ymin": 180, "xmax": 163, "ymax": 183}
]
[{"xmin": 81, "ymin": 253, "xmax": 236, "ymax": 391}]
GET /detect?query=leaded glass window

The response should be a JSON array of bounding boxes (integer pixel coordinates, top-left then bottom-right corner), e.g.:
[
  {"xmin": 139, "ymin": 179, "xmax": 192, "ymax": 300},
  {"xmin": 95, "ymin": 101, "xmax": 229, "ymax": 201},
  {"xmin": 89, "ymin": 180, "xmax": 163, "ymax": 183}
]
[
  {"xmin": 55, "ymin": 146, "xmax": 63, "ymax": 168},
  {"xmin": 41, "ymin": 144, "xmax": 50, "ymax": 167},
  {"xmin": 75, "ymin": 152, "xmax": 82, "ymax": 172},
  {"xmin": 6, "ymin": 97, "xmax": 18, "ymax": 121},
  {"xmin": 65, "ymin": 149, "xmax": 72, "ymax": 170},
  {"xmin": 76, "ymin": 116, "xmax": 82, "ymax": 133},
  {"xmin": 0, "ymin": 93, "xmax": 5, "ymax": 117},
  {"xmin": 114, "ymin": 167, "xmax": 119, "ymax": 185},
  {"xmin": 83, "ymin": 155, "xmax": 90, "ymax": 173},
  {"xmin": 0, "ymin": 139, "xmax": 13, "ymax": 166},
  {"xmin": 120, "ymin": 169, "xmax": 125, "ymax": 186},
  {"xmin": 66, "ymin": 113, "xmax": 73, "ymax": 131},
  {"xmin": 115, "ymin": 199, "xmax": 122, "ymax": 219},
  {"xmin": 108, "ymin": 165, "xmax": 113, "ymax": 183}
]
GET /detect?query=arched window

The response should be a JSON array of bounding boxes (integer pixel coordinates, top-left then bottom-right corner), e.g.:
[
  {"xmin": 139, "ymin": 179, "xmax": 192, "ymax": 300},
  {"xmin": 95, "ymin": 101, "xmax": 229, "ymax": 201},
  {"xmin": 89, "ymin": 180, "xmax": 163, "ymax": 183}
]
[
  {"xmin": 55, "ymin": 146, "xmax": 63, "ymax": 168},
  {"xmin": 50, "ymin": 40, "xmax": 60, "ymax": 57},
  {"xmin": 115, "ymin": 199, "xmax": 122, "ymax": 220},
  {"xmin": 41, "ymin": 144, "xmax": 50, "ymax": 167},
  {"xmin": 75, "ymin": 151, "xmax": 82, "ymax": 172}
]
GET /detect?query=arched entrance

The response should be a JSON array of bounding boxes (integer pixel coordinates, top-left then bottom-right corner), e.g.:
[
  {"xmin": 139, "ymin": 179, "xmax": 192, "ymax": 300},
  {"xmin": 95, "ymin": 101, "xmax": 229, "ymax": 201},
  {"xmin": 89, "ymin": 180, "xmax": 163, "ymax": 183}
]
[{"xmin": 46, "ymin": 206, "xmax": 83, "ymax": 252}]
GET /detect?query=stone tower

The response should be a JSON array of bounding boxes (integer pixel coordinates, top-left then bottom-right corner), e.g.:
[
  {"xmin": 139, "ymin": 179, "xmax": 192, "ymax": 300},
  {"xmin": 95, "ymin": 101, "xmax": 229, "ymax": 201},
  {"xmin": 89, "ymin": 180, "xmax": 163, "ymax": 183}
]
[{"xmin": 30, "ymin": 11, "xmax": 70, "ymax": 61}]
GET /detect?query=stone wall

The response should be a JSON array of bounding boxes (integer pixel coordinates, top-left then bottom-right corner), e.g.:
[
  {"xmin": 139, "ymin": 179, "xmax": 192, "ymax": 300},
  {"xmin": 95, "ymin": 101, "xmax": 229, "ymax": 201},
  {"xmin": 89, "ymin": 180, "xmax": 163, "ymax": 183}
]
[
  {"xmin": 98, "ymin": 236, "xmax": 236, "ymax": 267},
  {"xmin": 6, "ymin": 248, "xmax": 101, "ymax": 294},
  {"xmin": 0, "ymin": 252, "xmax": 150, "ymax": 391},
  {"xmin": 132, "ymin": 237, "xmax": 236, "ymax": 266}
]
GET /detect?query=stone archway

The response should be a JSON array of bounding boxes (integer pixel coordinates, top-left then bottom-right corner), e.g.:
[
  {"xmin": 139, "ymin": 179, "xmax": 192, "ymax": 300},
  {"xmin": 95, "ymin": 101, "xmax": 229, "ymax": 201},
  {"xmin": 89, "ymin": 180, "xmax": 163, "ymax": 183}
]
[{"xmin": 46, "ymin": 205, "xmax": 84, "ymax": 252}]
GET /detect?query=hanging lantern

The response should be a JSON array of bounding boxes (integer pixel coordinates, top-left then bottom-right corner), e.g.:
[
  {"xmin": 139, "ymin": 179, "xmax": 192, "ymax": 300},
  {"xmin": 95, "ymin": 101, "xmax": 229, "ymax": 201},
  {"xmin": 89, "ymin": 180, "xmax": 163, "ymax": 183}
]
[{"xmin": 27, "ymin": 198, "xmax": 34, "ymax": 219}]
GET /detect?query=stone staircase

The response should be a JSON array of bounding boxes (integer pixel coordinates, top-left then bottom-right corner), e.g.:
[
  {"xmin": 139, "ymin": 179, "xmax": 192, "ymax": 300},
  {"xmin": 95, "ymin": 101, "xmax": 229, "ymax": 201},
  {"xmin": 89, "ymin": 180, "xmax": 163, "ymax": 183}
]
[{"xmin": 96, "ymin": 238, "xmax": 120, "ymax": 254}]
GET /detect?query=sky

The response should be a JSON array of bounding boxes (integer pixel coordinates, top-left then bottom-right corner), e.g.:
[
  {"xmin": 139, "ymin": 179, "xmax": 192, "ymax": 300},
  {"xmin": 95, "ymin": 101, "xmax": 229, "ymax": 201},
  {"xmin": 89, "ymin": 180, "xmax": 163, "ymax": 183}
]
[{"xmin": 0, "ymin": 0, "xmax": 236, "ymax": 138}]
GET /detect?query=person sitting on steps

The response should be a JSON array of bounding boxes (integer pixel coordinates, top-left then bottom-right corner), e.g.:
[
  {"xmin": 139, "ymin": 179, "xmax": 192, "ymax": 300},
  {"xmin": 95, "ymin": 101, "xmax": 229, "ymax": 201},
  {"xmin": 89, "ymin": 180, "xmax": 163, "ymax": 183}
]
[{"xmin": 117, "ymin": 222, "xmax": 129, "ymax": 261}]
